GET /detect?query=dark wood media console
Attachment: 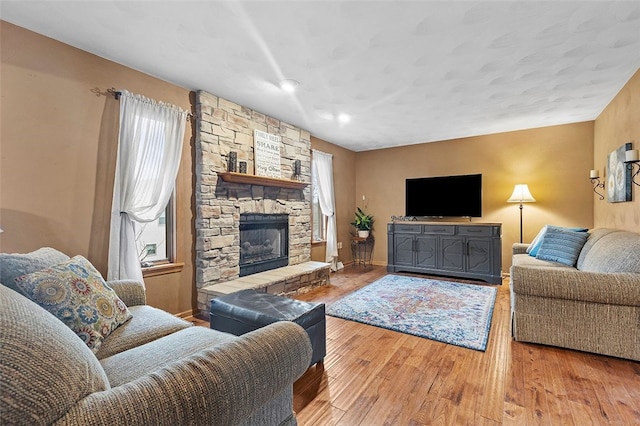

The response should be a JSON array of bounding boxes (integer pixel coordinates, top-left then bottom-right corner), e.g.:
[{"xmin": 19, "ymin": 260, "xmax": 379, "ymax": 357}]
[{"xmin": 387, "ymin": 222, "xmax": 502, "ymax": 284}]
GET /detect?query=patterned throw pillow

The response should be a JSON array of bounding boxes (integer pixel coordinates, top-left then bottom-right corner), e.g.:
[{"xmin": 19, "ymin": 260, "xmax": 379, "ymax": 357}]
[{"xmin": 14, "ymin": 255, "xmax": 133, "ymax": 353}]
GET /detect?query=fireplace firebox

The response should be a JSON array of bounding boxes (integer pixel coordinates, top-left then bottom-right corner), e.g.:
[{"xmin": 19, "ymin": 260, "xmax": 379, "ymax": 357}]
[{"xmin": 239, "ymin": 213, "xmax": 289, "ymax": 277}]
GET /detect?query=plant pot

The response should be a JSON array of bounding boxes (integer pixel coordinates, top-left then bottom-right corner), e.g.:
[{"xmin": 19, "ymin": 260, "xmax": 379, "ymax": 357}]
[{"xmin": 357, "ymin": 230, "xmax": 370, "ymax": 238}]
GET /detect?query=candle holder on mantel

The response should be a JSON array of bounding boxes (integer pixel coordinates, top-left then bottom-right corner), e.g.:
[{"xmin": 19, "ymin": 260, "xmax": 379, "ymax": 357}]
[
  {"xmin": 239, "ymin": 161, "xmax": 247, "ymax": 174},
  {"xmin": 293, "ymin": 159, "xmax": 301, "ymax": 180},
  {"xmin": 227, "ymin": 151, "xmax": 237, "ymax": 172}
]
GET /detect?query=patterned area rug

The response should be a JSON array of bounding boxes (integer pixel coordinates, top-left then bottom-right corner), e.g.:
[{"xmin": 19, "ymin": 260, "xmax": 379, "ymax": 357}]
[{"xmin": 326, "ymin": 274, "xmax": 497, "ymax": 351}]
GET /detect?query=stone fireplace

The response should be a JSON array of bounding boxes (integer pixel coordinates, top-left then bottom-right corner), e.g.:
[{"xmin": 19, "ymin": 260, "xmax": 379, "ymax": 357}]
[
  {"xmin": 239, "ymin": 213, "xmax": 288, "ymax": 276},
  {"xmin": 194, "ymin": 90, "xmax": 313, "ymax": 313}
]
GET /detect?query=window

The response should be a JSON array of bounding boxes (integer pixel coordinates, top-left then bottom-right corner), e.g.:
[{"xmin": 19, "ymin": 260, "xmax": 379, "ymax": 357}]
[
  {"xmin": 108, "ymin": 89, "xmax": 186, "ymax": 281},
  {"xmin": 311, "ymin": 149, "xmax": 338, "ymax": 268},
  {"xmin": 135, "ymin": 194, "xmax": 176, "ymax": 267},
  {"xmin": 311, "ymin": 166, "xmax": 326, "ymax": 242},
  {"xmin": 130, "ymin": 116, "xmax": 176, "ymax": 268}
]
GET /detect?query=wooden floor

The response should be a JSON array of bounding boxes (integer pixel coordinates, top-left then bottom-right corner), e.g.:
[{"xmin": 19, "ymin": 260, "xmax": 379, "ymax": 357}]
[{"xmin": 197, "ymin": 265, "xmax": 640, "ymax": 425}]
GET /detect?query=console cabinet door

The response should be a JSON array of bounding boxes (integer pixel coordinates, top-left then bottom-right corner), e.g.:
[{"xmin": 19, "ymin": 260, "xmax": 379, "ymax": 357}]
[
  {"xmin": 415, "ymin": 235, "xmax": 437, "ymax": 268},
  {"xmin": 439, "ymin": 236, "xmax": 464, "ymax": 272},
  {"xmin": 394, "ymin": 235, "xmax": 415, "ymax": 266},
  {"xmin": 466, "ymin": 238, "xmax": 492, "ymax": 274}
]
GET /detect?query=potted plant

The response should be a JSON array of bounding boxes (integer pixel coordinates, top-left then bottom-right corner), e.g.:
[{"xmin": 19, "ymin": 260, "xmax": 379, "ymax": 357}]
[{"xmin": 351, "ymin": 207, "xmax": 374, "ymax": 238}]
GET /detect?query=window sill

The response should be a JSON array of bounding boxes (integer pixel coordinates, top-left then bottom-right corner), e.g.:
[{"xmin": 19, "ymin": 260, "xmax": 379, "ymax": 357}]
[{"xmin": 142, "ymin": 262, "xmax": 185, "ymax": 278}]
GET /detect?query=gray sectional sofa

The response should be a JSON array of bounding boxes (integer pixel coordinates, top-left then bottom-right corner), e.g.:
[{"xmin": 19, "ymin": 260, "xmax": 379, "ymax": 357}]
[
  {"xmin": 510, "ymin": 228, "xmax": 640, "ymax": 361},
  {"xmin": 0, "ymin": 248, "xmax": 312, "ymax": 425}
]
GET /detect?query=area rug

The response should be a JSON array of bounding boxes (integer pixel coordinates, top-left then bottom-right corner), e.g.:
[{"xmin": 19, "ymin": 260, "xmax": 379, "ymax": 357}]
[{"xmin": 326, "ymin": 274, "xmax": 497, "ymax": 351}]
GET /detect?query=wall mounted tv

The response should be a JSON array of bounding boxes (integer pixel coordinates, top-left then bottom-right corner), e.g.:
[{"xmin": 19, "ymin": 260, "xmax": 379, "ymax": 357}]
[{"xmin": 405, "ymin": 174, "xmax": 482, "ymax": 218}]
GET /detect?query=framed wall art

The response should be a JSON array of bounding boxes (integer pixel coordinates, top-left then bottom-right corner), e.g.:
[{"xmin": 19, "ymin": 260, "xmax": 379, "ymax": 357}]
[{"xmin": 606, "ymin": 142, "xmax": 632, "ymax": 203}]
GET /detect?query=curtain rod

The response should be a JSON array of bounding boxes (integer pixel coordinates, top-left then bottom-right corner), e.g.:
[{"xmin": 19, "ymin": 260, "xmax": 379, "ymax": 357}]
[{"xmin": 107, "ymin": 88, "xmax": 193, "ymax": 121}]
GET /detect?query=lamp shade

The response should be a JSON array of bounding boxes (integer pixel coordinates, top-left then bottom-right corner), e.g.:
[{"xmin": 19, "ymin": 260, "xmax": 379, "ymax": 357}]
[{"xmin": 507, "ymin": 184, "xmax": 536, "ymax": 203}]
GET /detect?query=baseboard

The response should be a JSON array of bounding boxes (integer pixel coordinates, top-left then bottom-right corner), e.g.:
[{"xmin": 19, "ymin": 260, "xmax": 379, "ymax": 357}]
[
  {"xmin": 176, "ymin": 309, "xmax": 196, "ymax": 319},
  {"xmin": 333, "ymin": 260, "xmax": 388, "ymax": 270}
]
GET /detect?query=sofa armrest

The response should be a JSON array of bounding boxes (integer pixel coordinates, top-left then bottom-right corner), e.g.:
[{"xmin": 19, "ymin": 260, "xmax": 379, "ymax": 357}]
[
  {"xmin": 106, "ymin": 280, "xmax": 146, "ymax": 306},
  {"xmin": 56, "ymin": 321, "xmax": 312, "ymax": 426},
  {"xmin": 511, "ymin": 265, "xmax": 640, "ymax": 306},
  {"xmin": 512, "ymin": 243, "xmax": 530, "ymax": 255}
]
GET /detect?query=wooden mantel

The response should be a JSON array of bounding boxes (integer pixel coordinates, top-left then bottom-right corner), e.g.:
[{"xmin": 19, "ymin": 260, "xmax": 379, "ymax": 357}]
[{"xmin": 218, "ymin": 172, "xmax": 308, "ymax": 189}]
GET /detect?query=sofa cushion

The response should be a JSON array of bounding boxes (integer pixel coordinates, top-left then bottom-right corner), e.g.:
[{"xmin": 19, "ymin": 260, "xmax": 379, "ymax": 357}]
[
  {"xmin": 578, "ymin": 230, "xmax": 640, "ymax": 273},
  {"xmin": 101, "ymin": 326, "xmax": 237, "ymax": 386},
  {"xmin": 512, "ymin": 253, "xmax": 573, "ymax": 269},
  {"xmin": 0, "ymin": 247, "xmax": 70, "ymax": 293},
  {"xmin": 95, "ymin": 304, "xmax": 193, "ymax": 359},
  {"xmin": 14, "ymin": 255, "xmax": 132, "ymax": 353},
  {"xmin": 576, "ymin": 228, "xmax": 625, "ymax": 270},
  {"xmin": 535, "ymin": 226, "xmax": 589, "ymax": 266},
  {"xmin": 0, "ymin": 285, "xmax": 110, "ymax": 425}
]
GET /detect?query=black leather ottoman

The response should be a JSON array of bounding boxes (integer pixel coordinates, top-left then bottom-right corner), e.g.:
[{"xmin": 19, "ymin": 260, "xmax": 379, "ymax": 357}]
[{"xmin": 210, "ymin": 290, "xmax": 326, "ymax": 366}]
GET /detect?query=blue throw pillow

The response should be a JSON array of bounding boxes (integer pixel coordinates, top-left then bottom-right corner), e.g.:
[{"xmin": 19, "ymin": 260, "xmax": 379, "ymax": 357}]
[
  {"xmin": 535, "ymin": 226, "xmax": 589, "ymax": 266},
  {"xmin": 527, "ymin": 226, "xmax": 588, "ymax": 257},
  {"xmin": 526, "ymin": 226, "xmax": 548, "ymax": 257}
]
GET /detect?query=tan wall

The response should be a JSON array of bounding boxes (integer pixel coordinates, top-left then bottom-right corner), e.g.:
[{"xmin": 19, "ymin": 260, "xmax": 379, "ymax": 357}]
[
  {"xmin": 355, "ymin": 122, "xmax": 595, "ymax": 272},
  {"xmin": 0, "ymin": 22, "xmax": 195, "ymax": 315},
  {"xmin": 310, "ymin": 137, "xmax": 357, "ymax": 266},
  {"xmin": 593, "ymin": 69, "xmax": 640, "ymax": 231}
]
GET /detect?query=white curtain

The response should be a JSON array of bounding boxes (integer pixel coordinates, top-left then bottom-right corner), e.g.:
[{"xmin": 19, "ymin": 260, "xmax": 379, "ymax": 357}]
[
  {"xmin": 312, "ymin": 150, "xmax": 338, "ymax": 270},
  {"xmin": 108, "ymin": 90, "xmax": 187, "ymax": 281}
]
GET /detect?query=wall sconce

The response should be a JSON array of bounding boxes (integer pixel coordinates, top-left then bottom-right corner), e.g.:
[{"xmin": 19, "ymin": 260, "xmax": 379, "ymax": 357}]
[
  {"xmin": 624, "ymin": 149, "xmax": 640, "ymax": 187},
  {"xmin": 589, "ymin": 170, "xmax": 605, "ymax": 200}
]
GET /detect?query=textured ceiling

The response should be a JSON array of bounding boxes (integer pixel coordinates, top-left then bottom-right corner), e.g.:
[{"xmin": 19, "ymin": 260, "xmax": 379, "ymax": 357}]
[{"xmin": 2, "ymin": 1, "xmax": 640, "ymax": 151}]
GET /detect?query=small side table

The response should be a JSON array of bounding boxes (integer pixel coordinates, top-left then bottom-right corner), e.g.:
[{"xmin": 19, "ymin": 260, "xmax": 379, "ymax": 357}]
[{"xmin": 351, "ymin": 235, "xmax": 374, "ymax": 267}]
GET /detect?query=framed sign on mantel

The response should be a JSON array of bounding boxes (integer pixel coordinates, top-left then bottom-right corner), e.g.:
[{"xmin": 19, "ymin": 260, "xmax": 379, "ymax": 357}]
[{"xmin": 254, "ymin": 130, "xmax": 282, "ymax": 178}]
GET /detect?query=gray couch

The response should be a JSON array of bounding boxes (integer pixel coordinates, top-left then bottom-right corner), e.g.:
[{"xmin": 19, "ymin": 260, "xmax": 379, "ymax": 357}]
[
  {"xmin": 510, "ymin": 228, "xmax": 640, "ymax": 361},
  {"xmin": 0, "ymin": 248, "xmax": 312, "ymax": 425}
]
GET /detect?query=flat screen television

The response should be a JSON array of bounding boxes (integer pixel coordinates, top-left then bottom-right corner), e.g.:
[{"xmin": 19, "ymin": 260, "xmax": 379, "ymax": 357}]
[{"xmin": 405, "ymin": 174, "xmax": 482, "ymax": 218}]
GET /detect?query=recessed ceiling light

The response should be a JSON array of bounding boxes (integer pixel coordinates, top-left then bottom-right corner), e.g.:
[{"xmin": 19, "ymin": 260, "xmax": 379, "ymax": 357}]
[
  {"xmin": 337, "ymin": 113, "xmax": 351, "ymax": 124},
  {"xmin": 279, "ymin": 79, "xmax": 299, "ymax": 93}
]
